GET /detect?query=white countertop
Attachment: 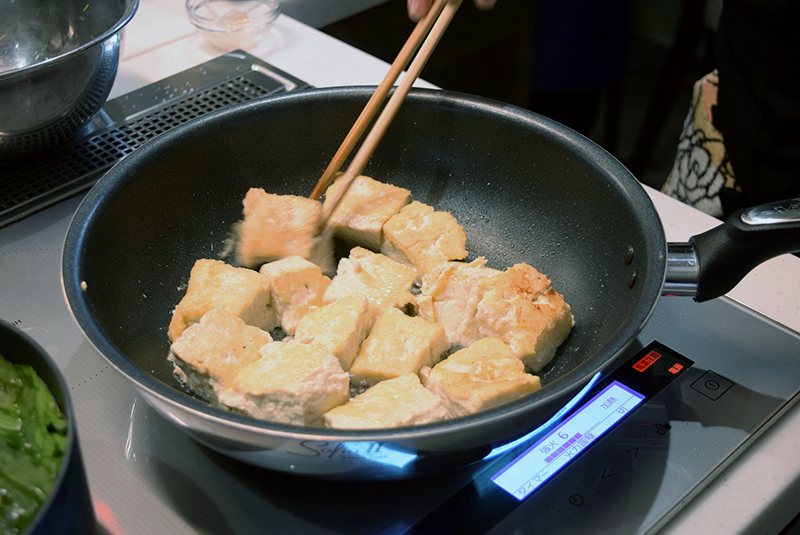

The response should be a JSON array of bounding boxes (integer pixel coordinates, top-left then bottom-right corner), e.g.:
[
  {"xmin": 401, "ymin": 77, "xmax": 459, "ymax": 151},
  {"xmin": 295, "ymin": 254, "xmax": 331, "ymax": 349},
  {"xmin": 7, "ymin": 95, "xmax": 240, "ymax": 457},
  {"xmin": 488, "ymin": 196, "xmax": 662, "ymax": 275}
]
[
  {"xmin": 113, "ymin": 0, "xmax": 432, "ymax": 101},
  {"xmin": 81, "ymin": 0, "xmax": 800, "ymax": 532}
]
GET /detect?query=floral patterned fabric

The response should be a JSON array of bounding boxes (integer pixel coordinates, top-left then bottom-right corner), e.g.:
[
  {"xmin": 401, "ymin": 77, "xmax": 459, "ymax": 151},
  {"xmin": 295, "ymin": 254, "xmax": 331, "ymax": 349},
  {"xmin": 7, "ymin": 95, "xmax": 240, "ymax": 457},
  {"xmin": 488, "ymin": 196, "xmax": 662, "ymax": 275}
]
[{"xmin": 661, "ymin": 71, "xmax": 740, "ymax": 218}]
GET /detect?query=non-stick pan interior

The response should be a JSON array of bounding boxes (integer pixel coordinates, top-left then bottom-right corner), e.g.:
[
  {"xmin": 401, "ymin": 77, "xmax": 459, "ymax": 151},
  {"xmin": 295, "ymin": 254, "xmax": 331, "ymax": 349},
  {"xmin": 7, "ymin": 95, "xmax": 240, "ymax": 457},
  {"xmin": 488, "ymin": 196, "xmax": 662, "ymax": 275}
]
[{"xmin": 64, "ymin": 87, "xmax": 665, "ymax": 422}]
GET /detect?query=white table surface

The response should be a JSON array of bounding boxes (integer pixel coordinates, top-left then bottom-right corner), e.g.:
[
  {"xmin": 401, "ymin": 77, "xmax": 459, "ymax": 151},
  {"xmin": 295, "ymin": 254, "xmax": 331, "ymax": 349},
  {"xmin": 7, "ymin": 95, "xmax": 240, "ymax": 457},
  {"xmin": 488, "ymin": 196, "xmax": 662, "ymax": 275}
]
[{"xmin": 72, "ymin": 0, "xmax": 800, "ymax": 532}]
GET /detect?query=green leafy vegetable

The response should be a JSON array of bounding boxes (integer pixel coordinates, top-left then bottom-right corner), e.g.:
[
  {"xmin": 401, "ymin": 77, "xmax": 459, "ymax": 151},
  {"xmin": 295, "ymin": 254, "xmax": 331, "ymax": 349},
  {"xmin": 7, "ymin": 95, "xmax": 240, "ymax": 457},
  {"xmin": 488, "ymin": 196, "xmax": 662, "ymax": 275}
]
[{"xmin": 0, "ymin": 353, "xmax": 67, "ymax": 534}]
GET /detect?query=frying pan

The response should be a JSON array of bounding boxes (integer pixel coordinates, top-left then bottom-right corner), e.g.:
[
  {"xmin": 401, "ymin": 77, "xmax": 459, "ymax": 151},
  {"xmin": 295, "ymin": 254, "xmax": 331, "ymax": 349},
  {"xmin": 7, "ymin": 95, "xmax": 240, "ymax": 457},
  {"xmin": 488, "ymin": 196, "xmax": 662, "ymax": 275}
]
[{"xmin": 62, "ymin": 87, "xmax": 800, "ymax": 480}]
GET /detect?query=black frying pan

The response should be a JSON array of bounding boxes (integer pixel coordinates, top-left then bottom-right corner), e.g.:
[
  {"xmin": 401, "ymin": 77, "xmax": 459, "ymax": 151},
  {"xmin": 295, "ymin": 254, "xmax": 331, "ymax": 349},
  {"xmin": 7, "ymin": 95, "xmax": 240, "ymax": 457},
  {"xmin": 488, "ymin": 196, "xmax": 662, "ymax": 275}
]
[{"xmin": 62, "ymin": 87, "xmax": 800, "ymax": 479}]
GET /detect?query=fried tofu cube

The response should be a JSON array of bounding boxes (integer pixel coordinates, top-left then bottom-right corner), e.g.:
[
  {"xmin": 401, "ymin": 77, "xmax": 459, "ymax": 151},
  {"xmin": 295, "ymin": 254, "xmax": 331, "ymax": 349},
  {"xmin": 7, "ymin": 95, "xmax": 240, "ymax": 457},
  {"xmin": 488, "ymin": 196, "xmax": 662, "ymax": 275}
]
[
  {"xmin": 218, "ymin": 340, "xmax": 349, "ymax": 426},
  {"xmin": 294, "ymin": 295, "xmax": 371, "ymax": 371},
  {"xmin": 418, "ymin": 259, "xmax": 573, "ymax": 373},
  {"xmin": 417, "ymin": 257, "xmax": 500, "ymax": 346},
  {"xmin": 169, "ymin": 308, "xmax": 273, "ymax": 403},
  {"xmin": 323, "ymin": 175, "xmax": 411, "ymax": 250},
  {"xmin": 475, "ymin": 263, "xmax": 574, "ymax": 373},
  {"xmin": 420, "ymin": 337, "xmax": 541, "ymax": 418},
  {"xmin": 381, "ymin": 201, "xmax": 468, "ymax": 278},
  {"xmin": 235, "ymin": 188, "xmax": 335, "ymax": 274},
  {"xmin": 323, "ymin": 373, "xmax": 448, "ymax": 429},
  {"xmin": 258, "ymin": 256, "xmax": 332, "ymax": 335},
  {"xmin": 168, "ymin": 258, "xmax": 276, "ymax": 342},
  {"xmin": 349, "ymin": 308, "xmax": 448, "ymax": 386},
  {"xmin": 323, "ymin": 247, "xmax": 417, "ymax": 321}
]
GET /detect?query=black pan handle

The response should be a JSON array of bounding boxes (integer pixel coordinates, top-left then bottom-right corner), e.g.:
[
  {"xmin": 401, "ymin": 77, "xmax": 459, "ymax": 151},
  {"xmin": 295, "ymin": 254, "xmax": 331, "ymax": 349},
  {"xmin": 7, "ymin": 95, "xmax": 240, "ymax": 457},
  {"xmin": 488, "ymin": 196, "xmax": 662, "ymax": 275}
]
[{"xmin": 664, "ymin": 198, "xmax": 800, "ymax": 302}]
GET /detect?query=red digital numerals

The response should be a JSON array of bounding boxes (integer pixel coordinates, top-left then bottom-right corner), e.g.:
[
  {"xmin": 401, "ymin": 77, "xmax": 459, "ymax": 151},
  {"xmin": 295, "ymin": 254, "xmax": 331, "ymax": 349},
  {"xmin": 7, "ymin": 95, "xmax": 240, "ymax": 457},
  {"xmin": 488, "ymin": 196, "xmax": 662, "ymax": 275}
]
[{"xmin": 633, "ymin": 350, "xmax": 661, "ymax": 372}]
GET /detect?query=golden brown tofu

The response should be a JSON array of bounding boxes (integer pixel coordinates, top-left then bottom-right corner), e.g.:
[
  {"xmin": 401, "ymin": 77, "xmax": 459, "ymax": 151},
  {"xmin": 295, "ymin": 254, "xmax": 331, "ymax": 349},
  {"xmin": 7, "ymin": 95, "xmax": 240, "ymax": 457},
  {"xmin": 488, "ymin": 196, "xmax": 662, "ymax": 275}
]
[
  {"xmin": 169, "ymin": 308, "xmax": 273, "ymax": 403},
  {"xmin": 475, "ymin": 263, "xmax": 574, "ymax": 373},
  {"xmin": 294, "ymin": 294, "xmax": 371, "ymax": 371},
  {"xmin": 381, "ymin": 201, "xmax": 468, "ymax": 278},
  {"xmin": 323, "ymin": 373, "xmax": 448, "ymax": 429},
  {"xmin": 322, "ymin": 247, "xmax": 418, "ymax": 321},
  {"xmin": 417, "ymin": 257, "xmax": 500, "ymax": 346},
  {"xmin": 323, "ymin": 175, "xmax": 411, "ymax": 251},
  {"xmin": 418, "ymin": 259, "xmax": 573, "ymax": 373},
  {"xmin": 258, "ymin": 256, "xmax": 332, "ymax": 335},
  {"xmin": 218, "ymin": 340, "xmax": 350, "ymax": 426},
  {"xmin": 235, "ymin": 188, "xmax": 334, "ymax": 274},
  {"xmin": 168, "ymin": 258, "xmax": 275, "ymax": 342},
  {"xmin": 420, "ymin": 337, "xmax": 541, "ymax": 418},
  {"xmin": 349, "ymin": 308, "xmax": 448, "ymax": 386}
]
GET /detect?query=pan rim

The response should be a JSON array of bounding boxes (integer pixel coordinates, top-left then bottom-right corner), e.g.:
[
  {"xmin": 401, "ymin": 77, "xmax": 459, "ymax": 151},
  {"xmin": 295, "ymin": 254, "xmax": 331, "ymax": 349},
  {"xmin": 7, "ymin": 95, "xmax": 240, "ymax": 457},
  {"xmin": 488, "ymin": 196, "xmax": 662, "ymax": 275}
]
[{"xmin": 62, "ymin": 86, "xmax": 667, "ymax": 444}]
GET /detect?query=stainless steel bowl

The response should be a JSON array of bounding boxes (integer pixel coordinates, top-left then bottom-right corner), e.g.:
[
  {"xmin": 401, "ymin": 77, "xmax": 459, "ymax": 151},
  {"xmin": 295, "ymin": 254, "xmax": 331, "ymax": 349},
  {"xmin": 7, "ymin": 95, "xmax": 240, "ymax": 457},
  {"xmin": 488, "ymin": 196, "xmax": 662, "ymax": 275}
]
[{"xmin": 0, "ymin": 0, "xmax": 138, "ymax": 162}]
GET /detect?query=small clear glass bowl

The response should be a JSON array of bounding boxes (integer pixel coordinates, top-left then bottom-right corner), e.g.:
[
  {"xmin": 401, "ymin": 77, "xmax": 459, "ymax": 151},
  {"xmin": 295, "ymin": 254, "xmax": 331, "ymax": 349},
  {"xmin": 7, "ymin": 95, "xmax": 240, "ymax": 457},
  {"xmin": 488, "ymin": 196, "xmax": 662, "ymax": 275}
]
[{"xmin": 186, "ymin": 0, "xmax": 281, "ymax": 49}]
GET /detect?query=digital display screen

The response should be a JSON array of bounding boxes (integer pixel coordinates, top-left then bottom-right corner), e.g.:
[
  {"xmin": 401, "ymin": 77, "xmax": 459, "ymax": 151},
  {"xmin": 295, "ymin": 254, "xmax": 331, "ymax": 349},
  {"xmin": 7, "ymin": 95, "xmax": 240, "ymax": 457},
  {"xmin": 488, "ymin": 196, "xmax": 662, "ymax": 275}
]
[{"xmin": 491, "ymin": 381, "xmax": 645, "ymax": 500}]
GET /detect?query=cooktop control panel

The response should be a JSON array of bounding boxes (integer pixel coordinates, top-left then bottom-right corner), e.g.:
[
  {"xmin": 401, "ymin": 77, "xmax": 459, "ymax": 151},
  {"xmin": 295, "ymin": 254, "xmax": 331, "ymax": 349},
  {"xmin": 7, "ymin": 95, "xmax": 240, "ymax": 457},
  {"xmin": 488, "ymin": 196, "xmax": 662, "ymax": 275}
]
[
  {"xmin": 392, "ymin": 296, "xmax": 800, "ymax": 535},
  {"xmin": 407, "ymin": 341, "xmax": 697, "ymax": 534}
]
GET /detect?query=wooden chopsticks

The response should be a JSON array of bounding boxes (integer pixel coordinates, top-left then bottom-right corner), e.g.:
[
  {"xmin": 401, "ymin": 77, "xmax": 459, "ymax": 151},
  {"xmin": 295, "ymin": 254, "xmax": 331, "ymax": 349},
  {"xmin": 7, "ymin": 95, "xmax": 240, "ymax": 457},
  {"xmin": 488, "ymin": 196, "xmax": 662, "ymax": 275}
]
[{"xmin": 310, "ymin": 0, "xmax": 463, "ymax": 226}]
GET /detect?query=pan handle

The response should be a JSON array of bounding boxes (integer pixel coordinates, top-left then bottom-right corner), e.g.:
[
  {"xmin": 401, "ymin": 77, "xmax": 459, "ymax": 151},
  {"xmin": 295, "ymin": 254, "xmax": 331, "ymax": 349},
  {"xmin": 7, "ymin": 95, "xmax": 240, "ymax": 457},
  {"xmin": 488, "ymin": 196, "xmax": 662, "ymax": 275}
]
[{"xmin": 664, "ymin": 198, "xmax": 800, "ymax": 302}]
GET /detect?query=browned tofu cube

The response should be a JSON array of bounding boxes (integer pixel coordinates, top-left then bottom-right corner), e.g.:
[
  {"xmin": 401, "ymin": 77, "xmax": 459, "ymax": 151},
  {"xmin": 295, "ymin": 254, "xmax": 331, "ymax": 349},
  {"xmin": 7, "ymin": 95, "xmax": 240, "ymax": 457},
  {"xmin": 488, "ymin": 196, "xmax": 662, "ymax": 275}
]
[
  {"xmin": 235, "ymin": 188, "xmax": 334, "ymax": 274},
  {"xmin": 420, "ymin": 337, "xmax": 541, "ymax": 418},
  {"xmin": 169, "ymin": 308, "xmax": 273, "ymax": 403},
  {"xmin": 381, "ymin": 201, "xmax": 468, "ymax": 278},
  {"xmin": 416, "ymin": 257, "xmax": 500, "ymax": 346},
  {"xmin": 349, "ymin": 308, "xmax": 448, "ymax": 386},
  {"xmin": 323, "ymin": 175, "xmax": 411, "ymax": 250},
  {"xmin": 218, "ymin": 340, "xmax": 350, "ymax": 426},
  {"xmin": 418, "ymin": 259, "xmax": 573, "ymax": 373},
  {"xmin": 323, "ymin": 373, "xmax": 448, "ymax": 429},
  {"xmin": 476, "ymin": 263, "xmax": 574, "ymax": 373},
  {"xmin": 168, "ymin": 258, "xmax": 275, "ymax": 342},
  {"xmin": 323, "ymin": 247, "xmax": 418, "ymax": 321},
  {"xmin": 259, "ymin": 256, "xmax": 331, "ymax": 335},
  {"xmin": 294, "ymin": 294, "xmax": 371, "ymax": 371}
]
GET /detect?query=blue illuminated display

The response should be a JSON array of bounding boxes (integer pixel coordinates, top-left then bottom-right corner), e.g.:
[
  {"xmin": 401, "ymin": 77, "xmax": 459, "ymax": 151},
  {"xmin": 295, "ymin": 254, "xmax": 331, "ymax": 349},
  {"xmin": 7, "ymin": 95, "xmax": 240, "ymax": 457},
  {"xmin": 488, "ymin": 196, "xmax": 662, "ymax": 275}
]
[{"xmin": 491, "ymin": 380, "xmax": 645, "ymax": 500}]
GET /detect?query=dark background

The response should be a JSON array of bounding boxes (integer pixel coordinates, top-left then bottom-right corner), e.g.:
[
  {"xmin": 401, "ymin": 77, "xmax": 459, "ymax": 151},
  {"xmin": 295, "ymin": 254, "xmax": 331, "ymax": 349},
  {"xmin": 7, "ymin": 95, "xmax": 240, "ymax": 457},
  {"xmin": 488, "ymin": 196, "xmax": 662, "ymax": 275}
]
[{"xmin": 320, "ymin": 0, "xmax": 718, "ymax": 191}]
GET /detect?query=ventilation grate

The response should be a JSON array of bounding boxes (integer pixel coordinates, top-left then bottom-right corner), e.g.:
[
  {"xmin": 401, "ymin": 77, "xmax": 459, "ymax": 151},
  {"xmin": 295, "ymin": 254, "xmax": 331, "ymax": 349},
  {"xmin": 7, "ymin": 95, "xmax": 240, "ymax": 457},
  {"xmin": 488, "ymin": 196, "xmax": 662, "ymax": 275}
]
[{"xmin": 0, "ymin": 51, "xmax": 309, "ymax": 228}]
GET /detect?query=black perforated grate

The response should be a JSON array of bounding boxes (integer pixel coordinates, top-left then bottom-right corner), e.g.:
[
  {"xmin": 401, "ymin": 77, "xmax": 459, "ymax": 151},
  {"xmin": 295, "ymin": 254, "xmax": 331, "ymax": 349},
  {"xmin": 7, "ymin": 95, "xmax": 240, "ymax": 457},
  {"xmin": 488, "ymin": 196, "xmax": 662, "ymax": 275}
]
[{"xmin": 0, "ymin": 52, "xmax": 309, "ymax": 228}]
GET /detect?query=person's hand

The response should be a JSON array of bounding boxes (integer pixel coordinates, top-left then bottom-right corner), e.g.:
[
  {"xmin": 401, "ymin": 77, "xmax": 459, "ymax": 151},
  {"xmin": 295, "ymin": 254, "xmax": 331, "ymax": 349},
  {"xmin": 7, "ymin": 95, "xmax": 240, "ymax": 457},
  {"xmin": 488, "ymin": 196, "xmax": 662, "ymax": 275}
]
[{"xmin": 408, "ymin": 0, "xmax": 496, "ymax": 22}]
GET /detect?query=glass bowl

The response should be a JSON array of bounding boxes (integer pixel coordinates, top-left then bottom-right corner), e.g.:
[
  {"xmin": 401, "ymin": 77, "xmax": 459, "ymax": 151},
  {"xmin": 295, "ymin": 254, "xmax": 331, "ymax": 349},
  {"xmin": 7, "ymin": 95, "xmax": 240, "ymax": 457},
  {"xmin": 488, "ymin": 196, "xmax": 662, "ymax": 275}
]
[{"xmin": 186, "ymin": 0, "xmax": 281, "ymax": 49}]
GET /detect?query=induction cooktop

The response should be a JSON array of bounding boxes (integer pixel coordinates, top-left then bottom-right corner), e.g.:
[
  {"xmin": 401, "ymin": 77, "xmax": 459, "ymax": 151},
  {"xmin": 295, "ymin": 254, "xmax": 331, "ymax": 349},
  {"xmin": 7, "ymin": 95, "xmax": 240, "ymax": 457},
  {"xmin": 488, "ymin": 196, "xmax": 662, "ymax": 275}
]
[{"xmin": 1, "ymin": 51, "xmax": 799, "ymax": 535}]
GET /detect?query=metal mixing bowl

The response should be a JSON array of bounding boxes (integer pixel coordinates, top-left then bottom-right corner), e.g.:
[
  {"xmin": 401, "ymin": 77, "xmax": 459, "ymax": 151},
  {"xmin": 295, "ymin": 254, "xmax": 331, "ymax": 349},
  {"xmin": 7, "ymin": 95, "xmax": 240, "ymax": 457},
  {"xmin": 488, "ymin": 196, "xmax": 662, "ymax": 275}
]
[{"xmin": 0, "ymin": 0, "xmax": 138, "ymax": 162}]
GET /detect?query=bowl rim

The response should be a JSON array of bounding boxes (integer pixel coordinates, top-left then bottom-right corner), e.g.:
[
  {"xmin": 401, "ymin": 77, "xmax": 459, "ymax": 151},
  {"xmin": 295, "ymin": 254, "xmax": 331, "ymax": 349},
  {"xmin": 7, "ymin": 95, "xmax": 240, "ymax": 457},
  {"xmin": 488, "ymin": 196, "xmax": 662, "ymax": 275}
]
[
  {"xmin": 185, "ymin": 0, "xmax": 281, "ymax": 31},
  {"xmin": 0, "ymin": 319, "xmax": 81, "ymax": 534},
  {"xmin": 0, "ymin": 0, "xmax": 139, "ymax": 79}
]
